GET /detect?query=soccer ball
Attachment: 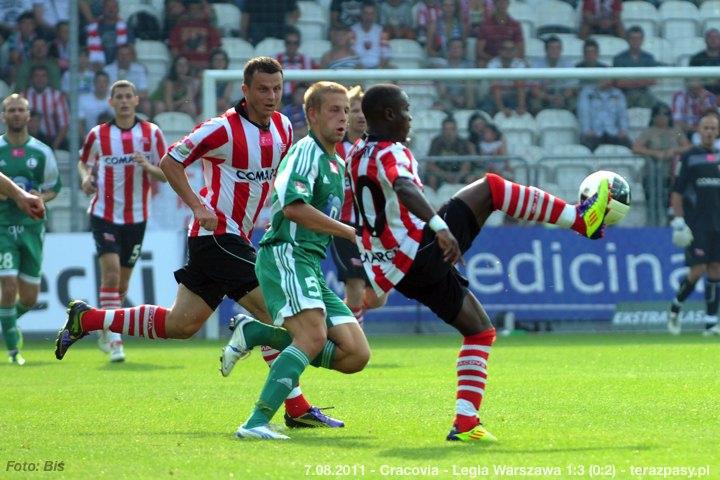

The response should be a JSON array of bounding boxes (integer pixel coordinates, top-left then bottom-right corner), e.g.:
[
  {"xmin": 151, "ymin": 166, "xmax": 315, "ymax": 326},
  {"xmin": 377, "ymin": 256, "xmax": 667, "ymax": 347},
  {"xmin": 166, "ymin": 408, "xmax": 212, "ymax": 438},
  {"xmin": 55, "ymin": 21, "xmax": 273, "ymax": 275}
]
[{"xmin": 578, "ymin": 170, "xmax": 631, "ymax": 225}]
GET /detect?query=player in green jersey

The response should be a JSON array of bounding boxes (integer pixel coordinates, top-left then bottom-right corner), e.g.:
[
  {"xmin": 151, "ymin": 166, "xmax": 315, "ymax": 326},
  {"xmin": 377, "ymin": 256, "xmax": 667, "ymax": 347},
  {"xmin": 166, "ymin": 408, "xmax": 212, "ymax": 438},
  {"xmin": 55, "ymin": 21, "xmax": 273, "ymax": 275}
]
[
  {"xmin": 0, "ymin": 94, "xmax": 61, "ymax": 365},
  {"xmin": 228, "ymin": 81, "xmax": 371, "ymax": 439}
]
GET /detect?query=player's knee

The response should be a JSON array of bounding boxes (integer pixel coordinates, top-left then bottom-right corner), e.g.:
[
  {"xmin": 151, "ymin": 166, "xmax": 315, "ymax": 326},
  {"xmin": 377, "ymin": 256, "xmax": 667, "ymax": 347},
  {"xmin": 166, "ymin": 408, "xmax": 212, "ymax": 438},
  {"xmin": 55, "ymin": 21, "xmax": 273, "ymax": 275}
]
[
  {"xmin": 296, "ymin": 331, "xmax": 327, "ymax": 359},
  {"xmin": 343, "ymin": 347, "xmax": 370, "ymax": 374}
]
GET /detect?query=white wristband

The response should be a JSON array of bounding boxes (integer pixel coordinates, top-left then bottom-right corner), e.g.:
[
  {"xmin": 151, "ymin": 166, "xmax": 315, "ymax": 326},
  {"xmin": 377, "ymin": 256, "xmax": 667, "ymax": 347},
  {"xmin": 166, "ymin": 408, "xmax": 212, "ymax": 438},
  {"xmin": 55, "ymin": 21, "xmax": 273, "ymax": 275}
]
[{"xmin": 428, "ymin": 214, "xmax": 448, "ymax": 233}]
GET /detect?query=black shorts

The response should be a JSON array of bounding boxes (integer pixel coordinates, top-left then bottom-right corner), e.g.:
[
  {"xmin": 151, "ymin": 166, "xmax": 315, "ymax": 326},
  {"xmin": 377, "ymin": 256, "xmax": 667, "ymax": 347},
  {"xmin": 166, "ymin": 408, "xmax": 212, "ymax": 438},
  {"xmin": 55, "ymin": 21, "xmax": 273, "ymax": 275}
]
[
  {"xmin": 395, "ymin": 198, "xmax": 480, "ymax": 323},
  {"xmin": 331, "ymin": 235, "xmax": 369, "ymax": 283},
  {"xmin": 174, "ymin": 234, "xmax": 259, "ymax": 310},
  {"xmin": 685, "ymin": 230, "xmax": 720, "ymax": 266},
  {"xmin": 90, "ymin": 215, "xmax": 147, "ymax": 268}
]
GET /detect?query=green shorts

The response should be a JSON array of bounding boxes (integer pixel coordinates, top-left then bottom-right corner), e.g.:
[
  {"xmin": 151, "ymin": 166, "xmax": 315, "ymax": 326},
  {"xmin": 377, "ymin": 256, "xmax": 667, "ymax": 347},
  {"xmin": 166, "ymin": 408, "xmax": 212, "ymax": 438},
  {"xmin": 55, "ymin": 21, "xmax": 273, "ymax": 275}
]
[
  {"xmin": 0, "ymin": 223, "xmax": 45, "ymax": 284},
  {"xmin": 256, "ymin": 242, "xmax": 357, "ymax": 328}
]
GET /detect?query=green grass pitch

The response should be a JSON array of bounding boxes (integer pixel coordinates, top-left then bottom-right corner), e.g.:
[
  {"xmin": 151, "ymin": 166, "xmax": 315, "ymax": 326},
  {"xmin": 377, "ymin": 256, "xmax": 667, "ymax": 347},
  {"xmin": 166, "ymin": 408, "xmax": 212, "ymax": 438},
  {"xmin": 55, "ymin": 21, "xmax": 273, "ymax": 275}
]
[{"xmin": 2, "ymin": 334, "xmax": 718, "ymax": 479}]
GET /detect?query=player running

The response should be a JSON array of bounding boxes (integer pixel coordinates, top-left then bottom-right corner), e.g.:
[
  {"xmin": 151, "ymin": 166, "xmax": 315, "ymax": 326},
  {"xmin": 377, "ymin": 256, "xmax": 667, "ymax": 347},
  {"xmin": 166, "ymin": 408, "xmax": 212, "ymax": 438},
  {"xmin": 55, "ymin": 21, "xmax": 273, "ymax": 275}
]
[
  {"xmin": 347, "ymin": 84, "xmax": 610, "ymax": 442},
  {"xmin": 75, "ymin": 79, "xmax": 167, "ymax": 362},
  {"xmin": 229, "ymin": 81, "xmax": 370, "ymax": 440},
  {"xmin": 0, "ymin": 94, "xmax": 61, "ymax": 365},
  {"xmin": 668, "ymin": 112, "xmax": 720, "ymax": 336},
  {"xmin": 332, "ymin": 85, "xmax": 385, "ymax": 327},
  {"xmin": 55, "ymin": 58, "xmax": 343, "ymax": 429}
]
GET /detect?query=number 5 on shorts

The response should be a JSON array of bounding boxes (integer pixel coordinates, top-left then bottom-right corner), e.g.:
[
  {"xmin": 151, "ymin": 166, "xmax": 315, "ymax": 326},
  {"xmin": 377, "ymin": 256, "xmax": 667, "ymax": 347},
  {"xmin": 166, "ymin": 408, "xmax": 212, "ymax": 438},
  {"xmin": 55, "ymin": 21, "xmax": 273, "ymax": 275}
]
[
  {"xmin": 305, "ymin": 277, "xmax": 321, "ymax": 298},
  {"xmin": 129, "ymin": 244, "xmax": 141, "ymax": 265}
]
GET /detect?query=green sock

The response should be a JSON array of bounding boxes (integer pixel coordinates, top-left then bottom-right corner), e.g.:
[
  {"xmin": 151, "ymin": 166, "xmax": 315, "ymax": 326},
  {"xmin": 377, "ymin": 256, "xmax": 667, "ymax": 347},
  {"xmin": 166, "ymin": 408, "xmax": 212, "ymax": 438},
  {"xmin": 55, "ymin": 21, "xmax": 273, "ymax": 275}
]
[
  {"xmin": 0, "ymin": 307, "xmax": 19, "ymax": 351},
  {"xmin": 15, "ymin": 302, "xmax": 32, "ymax": 319},
  {"xmin": 243, "ymin": 320, "xmax": 292, "ymax": 350},
  {"xmin": 244, "ymin": 345, "xmax": 309, "ymax": 428},
  {"xmin": 310, "ymin": 340, "xmax": 337, "ymax": 369}
]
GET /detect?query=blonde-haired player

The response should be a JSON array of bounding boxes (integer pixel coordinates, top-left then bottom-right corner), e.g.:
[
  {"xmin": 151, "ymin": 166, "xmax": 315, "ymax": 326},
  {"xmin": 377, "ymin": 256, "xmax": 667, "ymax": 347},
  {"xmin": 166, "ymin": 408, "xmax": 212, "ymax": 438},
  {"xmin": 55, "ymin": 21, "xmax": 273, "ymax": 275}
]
[{"xmin": 230, "ymin": 81, "xmax": 371, "ymax": 439}]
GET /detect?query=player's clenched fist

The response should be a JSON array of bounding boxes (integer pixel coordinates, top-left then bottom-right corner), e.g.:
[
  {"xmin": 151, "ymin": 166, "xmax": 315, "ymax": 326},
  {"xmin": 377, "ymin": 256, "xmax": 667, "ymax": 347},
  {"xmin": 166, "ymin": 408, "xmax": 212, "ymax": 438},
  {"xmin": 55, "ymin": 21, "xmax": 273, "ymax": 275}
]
[
  {"xmin": 16, "ymin": 190, "xmax": 45, "ymax": 220},
  {"xmin": 81, "ymin": 174, "xmax": 97, "ymax": 195},
  {"xmin": 436, "ymin": 229, "xmax": 462, "ymax": 265},
  {"xmin": 193, "ymin": 205, "xmax": 218, "ymax": 231}
]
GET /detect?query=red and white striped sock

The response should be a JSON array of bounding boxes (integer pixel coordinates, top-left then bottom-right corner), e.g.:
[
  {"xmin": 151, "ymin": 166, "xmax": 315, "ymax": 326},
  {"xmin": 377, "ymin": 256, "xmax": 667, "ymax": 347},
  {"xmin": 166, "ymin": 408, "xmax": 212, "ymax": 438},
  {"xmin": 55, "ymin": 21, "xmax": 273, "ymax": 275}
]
[
  {"xmin": 485, "ymin": 173, "xmax": 588, "ymax": 234},
  {"xmin": 80, "ymin": 305, "xmax": 169, "ymax": 339},
  {"xmin": 99, "ymin": 287, "xmax": 122, "ymax": 310},
  {"xmin": 454, "ymin": 328, "xmax": 496, "ymax": 432},
  {"xmin": 261, "ymin": 345, "xmax": 311, "ymax": 417}
]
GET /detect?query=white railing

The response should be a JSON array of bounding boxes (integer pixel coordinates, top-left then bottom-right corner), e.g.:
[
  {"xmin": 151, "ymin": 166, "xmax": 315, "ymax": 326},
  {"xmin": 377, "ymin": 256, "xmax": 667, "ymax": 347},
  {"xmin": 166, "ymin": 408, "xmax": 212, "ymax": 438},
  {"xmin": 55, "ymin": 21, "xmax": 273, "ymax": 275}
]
[{"xmin": 202, "ymin": 66, "xmax": 720, "ymax": 119}]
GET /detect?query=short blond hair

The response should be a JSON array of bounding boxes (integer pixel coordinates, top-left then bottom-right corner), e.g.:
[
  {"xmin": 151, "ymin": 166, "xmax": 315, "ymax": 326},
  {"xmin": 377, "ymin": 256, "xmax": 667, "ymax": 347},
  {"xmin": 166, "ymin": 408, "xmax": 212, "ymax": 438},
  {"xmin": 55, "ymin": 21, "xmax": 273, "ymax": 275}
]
[
  {"xmin": 2, "ymin": 93, "xmax": 29, "ymax": 111},
  {"xmin": 347, "ymin": 85, "xmax": 363, "ymax": 104},
  {"xmin": 303, "ymin": 81, "xmax": 348, "ymax": 117},
  {"xmin": 110, "ymin": 80, "xmax": 137, "ymax": 97}
]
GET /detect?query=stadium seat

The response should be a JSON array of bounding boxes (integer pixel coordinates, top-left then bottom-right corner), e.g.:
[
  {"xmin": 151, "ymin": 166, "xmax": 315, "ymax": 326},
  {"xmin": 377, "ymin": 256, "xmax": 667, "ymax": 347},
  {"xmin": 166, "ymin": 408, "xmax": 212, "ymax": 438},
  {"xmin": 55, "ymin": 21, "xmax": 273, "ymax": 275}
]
[
  {"xmin": 508, "ymin": 144, "xmax": 545, "ymax": 166},
  {"xmin": 525, "ymin": 38, "xmax": 545, "ymax": 64},
  {"xmin": 553, "ymin": 35, "xmax": 584, "ymax": 65},
  {"xmin": 0, "ymin": 79, "xmax": 8, "ymax": 99},
  {"xmin": 423, "ymin": 186, "xmax": 445, "ymax": 210},
  {"xmin": 389, "ymin": 39, "xmax": 424, "ymax": 69},
  {"xmin": 298, "ymin": 1, "xmax": 328, "ymax": 41},
  {"xmin": 627, "ymin": 107, "xmax": 651, "ymax": 141},
  {"xmin": 411, "ymin": 134, "xmax": 433, "ymax": 159},
  {"xmin": 641, "ymin": 36, "xmax": 671, "ymax": 65},
  {"xmin": 412, "ymin": 109, "xmax": 447, "ymax": 135},
  {"xmin": 254, "ymin": 38, "xmax": 285, "ymax": 58},
  {"xmin": 621, "ymin": 1, "xmax": 659, "ymax": 37},
  {"xmin": 135, "ymin": 40, "xmax": 170, "ymax": 91},
  {"xmin": 508, "ymin": 1, "xmax": 536, "ymax": 39},
  {"xmin": 650, "ymin": 77, "xmax": 684, "ymax": 106},
  {"xmin": 399, "ymin": 82, "xmax": 438, "ymax": 115},
  {"xmin": 119, "ymin": 1, "xmax": 163, "ymax": 26},
  {"xmin": 495, "ymin": 113, "xmax": 537, "ymax": 148},
  {"xmin": 154, "ymin": 112, "xmax": 196, "ymax": 145},
  {"xmin": 222, "ymin": 38, "xmax": 255, "ymax": 69},
  {"xmin": 535, "ymin": 109, "xmax": 579, "ymax": 149},
  {"xmin": 534, "ymin": 0, "xmax": 577, "ymax": 35},
  {"xmin": 660, "ymin": 1, "xmax": 700, "ymax": 40},
  {"xmin": 594, "ymin": 144, "xmax": 633, "ymax": 157},
  {"xmin": 547, "ymin": 143, "xmax": 593, "ymax": 159},
  {"xmin": 451, "ymin": 109, "xmax": 483, "ymax": 137},
  {"xmin": 669, "ymin": 36, "xmax": 705, "ymax": 66},
  {"xmin": 300, "ymin": 39, "xmax": 331, "ymax": 63},
  {"xmin": 143, "ymin": 62, "xmax": 166, "ymax": 95},
  {"xmin": 297, "ymin": 23, "xmax": 325, "ymax": 41},
  {"xmin": 622, "ymin": 203, "xmax": 647, "ymax": 227},
  {"xmin": 212, "ymin": 3, "xmax": 241, "ymax": 37},
  {"xmin": 700, "ymin": 1, "xmax": 720, "ymax": 31},
  {"xmin": 591, "ymin": 35, "xmax": 628, "ymax": 65},
  {"xmin": 53, "ymin": 150, "xmax": 71, "ymax": 169}
]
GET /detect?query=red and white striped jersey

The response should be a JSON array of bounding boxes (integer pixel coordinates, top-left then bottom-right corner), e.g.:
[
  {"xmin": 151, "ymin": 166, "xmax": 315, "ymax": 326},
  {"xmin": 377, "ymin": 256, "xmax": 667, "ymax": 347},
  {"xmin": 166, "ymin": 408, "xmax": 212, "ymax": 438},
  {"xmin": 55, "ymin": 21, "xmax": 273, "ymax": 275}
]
[
  {"xmin": 347, "ymin": 137, "xmax": 425, "ymax": 293},
  {"xmin": 167, "ymin": 102, "xmax": 292, "ymax": 239},
  {"xmin": 335, "ymin": 137, "xmax": 357, "ymax": 225},
  {"xmin": 24, "ymin": 87, "xmax": 69, "ymax": 138},
  {"xmin": 80, "ymin": 118, "xmax": 167, "ymax": 224}
]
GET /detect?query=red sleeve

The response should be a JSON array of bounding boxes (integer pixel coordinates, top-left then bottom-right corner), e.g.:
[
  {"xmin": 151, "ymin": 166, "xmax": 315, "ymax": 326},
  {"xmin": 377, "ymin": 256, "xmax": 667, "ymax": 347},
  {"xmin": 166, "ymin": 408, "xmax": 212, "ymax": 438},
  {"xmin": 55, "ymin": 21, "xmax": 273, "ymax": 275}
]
[
  {"xmin": 168, "ymin": 119, "xmax": 228, "ymax": 167},
  {"xmin": 379, "ymin": 146, "xmax": 415, "ymax": 184},
  {"xmin": 80, "ymin": 128, "xmax": 97, "ymax": 165},
  {"xmin": 154, "ymin": 127, "xmax": 167, "ymax": 164}
]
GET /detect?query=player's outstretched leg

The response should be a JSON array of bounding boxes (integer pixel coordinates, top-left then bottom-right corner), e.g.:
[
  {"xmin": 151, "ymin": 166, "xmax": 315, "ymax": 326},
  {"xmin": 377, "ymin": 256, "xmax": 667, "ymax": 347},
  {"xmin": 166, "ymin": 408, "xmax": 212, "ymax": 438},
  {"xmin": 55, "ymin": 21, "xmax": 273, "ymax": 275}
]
[
  {"xmin": 456, "ymin": 173, "xmax": 610, "ymax": 239},
  {"xmin": 445, "ymin": 294, "xmax": 498, "ymax": 443}
]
